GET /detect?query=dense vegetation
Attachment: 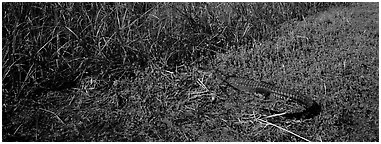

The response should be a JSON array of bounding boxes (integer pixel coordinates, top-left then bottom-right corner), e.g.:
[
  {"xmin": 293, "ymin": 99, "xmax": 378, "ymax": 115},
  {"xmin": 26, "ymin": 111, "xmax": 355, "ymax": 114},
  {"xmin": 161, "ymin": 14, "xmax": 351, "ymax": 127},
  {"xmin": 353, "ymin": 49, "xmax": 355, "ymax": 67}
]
[{"xmin": 2, "ymin": 2, "xmax": 378, "ymax": 141}]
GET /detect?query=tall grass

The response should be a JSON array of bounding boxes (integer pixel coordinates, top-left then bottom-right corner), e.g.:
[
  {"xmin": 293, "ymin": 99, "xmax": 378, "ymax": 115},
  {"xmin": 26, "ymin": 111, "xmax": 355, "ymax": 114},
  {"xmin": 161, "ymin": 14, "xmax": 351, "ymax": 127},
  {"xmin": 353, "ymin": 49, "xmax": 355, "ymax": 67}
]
[{"xmin": 2, "ymin": 2, "xmax": 349, "ymax": 98}]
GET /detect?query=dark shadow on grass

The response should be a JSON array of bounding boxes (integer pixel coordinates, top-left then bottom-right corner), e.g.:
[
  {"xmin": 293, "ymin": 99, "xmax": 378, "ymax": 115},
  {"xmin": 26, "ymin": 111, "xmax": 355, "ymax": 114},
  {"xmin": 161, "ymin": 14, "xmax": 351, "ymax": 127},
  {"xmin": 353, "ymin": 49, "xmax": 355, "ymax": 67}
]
[{"xmin": 280, "ymin": 101, "xmax": 322, "ymax": 119}]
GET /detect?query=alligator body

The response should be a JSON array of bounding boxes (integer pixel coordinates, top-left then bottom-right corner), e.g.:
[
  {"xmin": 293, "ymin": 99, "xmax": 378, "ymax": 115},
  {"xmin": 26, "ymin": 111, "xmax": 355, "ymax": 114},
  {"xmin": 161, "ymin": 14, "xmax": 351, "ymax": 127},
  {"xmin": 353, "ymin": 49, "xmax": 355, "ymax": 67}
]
[{"xmin": 214, "ymin": 69, "xmax": 320, "ymax": 119}]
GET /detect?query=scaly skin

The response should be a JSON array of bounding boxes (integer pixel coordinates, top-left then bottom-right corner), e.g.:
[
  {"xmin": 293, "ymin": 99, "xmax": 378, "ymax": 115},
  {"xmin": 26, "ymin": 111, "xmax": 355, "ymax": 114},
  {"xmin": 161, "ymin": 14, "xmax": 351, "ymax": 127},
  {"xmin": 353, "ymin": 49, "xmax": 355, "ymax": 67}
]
[{"xmin": 214, "ymin": 69, "xmax": 316, "ymax": 110}]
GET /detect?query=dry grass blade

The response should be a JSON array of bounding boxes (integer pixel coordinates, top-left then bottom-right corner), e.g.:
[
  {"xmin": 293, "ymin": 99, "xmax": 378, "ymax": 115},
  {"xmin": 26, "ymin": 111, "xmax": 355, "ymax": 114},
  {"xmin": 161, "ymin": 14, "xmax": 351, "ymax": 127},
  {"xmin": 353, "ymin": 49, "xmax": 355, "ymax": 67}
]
[
  {"xmin": 263, "ymin": 111, "xmax": 289, "ymax": 119},
  {"xmin": 256, "ymin": 118, "xmax": 312, "ymax": 142},
  {"xmin": 39, "ymin": 108, "xmax": 65, "ymax": 125}
]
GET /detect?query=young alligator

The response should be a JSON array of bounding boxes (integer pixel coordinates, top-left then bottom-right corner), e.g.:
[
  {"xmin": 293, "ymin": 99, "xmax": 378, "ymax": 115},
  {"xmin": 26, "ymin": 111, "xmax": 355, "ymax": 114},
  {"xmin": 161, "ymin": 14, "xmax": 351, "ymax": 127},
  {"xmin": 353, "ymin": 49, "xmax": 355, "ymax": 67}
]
[{"xmin": 214, "ymin": 69, "xmax": 320, "ymax": 119}]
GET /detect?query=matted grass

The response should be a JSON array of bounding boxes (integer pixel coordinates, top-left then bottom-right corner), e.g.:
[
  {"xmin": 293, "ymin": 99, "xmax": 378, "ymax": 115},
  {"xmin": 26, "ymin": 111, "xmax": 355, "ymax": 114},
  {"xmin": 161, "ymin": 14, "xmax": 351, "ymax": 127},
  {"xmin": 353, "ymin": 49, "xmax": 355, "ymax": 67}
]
[{"xmin": 2, "ymin": 2, "xmax": 378, "ymax": 142}]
